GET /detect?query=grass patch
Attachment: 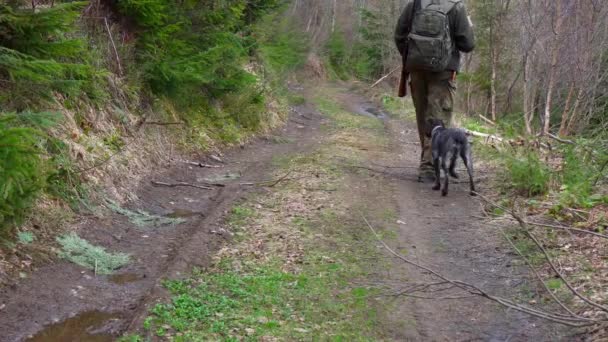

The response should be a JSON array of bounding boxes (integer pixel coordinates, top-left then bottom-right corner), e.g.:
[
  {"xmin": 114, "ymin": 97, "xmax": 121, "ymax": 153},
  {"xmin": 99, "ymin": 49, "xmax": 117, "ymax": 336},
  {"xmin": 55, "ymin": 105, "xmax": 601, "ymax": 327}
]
[
  {"xmin": 287, "ymin": 94, "xmax": 306, "ymax": 106},
  {"xmin": 56, "ymin": 233, "xmax": 130, "ymax": 274},
  {"xmin": 314, "ymin": 95, "xmax": 383, "ymax": 132},
  {"xmin": 379, "ymin": 94, "xmax": 415, "ymax": 120},
  {"xmin": 106, "ymin": 200, "xmax": 185, "ymax": 228},
  {"xmin": 141, "ymin": 258, "xmax": 378, "ymax": 340}
]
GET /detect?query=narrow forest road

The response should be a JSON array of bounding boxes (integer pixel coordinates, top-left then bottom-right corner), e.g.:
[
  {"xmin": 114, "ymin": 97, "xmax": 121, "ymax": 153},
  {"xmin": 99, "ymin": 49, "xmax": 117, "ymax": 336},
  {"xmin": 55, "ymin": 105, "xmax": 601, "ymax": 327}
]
[{"xmin": 0, "ymin": 82, "xmax": 572, "ymax": 341}]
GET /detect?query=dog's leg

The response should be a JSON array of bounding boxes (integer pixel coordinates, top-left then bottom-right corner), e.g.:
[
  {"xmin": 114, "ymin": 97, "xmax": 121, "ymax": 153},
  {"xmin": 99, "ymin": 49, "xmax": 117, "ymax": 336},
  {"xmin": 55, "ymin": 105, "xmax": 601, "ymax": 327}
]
[
  {"xmin": 441, "ymin": 158, "xmax": 449, "ymax": 196},
  {"xmin": 432, "ymin": 156, "xmax": 441, "ymax": 191},
  {"xmin": 462, "ymin": 147, "xmax": 476, "ymax": 196},
  {"xmin": 448, "ymin": 147, "xmax": 459, "ymax": 179}
]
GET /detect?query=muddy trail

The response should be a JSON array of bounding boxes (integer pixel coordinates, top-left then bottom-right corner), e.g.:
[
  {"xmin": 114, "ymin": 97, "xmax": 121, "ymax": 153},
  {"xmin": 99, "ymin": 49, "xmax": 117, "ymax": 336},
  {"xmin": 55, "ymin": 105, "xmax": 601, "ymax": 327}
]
[{"xmin": 0, "ymin": 82, "xmax": 572, "ymax": 341}]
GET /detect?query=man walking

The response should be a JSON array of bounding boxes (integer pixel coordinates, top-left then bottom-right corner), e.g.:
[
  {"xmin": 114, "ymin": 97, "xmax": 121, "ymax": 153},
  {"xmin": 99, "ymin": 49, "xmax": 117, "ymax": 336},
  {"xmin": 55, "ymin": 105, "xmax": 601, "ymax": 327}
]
[{"xmin": 395, "ymin": 0, "xmax": 475, "ymax": 181}]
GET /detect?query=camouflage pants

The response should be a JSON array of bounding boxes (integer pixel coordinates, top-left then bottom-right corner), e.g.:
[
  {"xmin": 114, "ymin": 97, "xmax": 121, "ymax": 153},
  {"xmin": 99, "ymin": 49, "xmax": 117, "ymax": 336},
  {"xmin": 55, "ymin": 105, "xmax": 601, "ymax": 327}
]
[{"xmin": 410, "ymin": 71, "xmax": 456, "ymax": 167}]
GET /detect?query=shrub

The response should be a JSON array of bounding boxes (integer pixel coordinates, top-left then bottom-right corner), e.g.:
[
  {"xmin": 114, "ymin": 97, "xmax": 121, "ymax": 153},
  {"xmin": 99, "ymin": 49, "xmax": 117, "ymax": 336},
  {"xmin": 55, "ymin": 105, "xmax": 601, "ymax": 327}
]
[
  {"xmin": 504, "ymin": 151, "xmax": 550, "ymax": 196},
  {"xmin": 0, "ymin": 3, "xmax": 106, "ymax": 109},
  {"xmin": 558, "ymin": 146, "xmax": 598, "ymax": 207},
  {"xmin": 325, "ymin": 30, "xmax": 350, "ymax": 80},
  {"xmin": 0, "ymin": 115, "xmax": 47, "ymax": 234}
]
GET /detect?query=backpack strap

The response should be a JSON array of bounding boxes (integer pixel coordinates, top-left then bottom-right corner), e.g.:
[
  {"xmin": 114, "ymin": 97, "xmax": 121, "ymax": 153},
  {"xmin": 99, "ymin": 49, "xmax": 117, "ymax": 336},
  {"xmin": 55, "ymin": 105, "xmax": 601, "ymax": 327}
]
[{"xmin": 421, "ymin": 0, "xmax": 459, "ymax": 13}]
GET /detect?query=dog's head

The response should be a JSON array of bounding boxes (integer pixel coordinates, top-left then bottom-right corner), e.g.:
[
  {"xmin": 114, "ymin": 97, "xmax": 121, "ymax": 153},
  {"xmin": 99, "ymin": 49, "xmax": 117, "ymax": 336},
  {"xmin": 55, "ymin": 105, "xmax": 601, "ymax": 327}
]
[{"xmin": 425, "ymin": 118, "xmax": 445, "ymax": 137}]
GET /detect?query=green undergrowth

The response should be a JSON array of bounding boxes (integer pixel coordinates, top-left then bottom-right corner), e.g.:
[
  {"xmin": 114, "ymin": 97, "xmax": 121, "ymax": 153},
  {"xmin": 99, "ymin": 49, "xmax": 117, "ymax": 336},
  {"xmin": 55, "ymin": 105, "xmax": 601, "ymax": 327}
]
[
  {"xmin": 490, "ymin": 143, "xmax": 608, "ymax": 210},
  {"xmin": 314, "ymin": 94, "xmax": 383, "ymax": 132},
  {"xmin": 142, "ymin": 256, "xmax": 377, "ymax": 341},
  {"xmin": 0, "ymin": 1, "xmax": 308, "ymax": 238},
  {"xmin": 378, "ymin": 93, "xmax": 416, "ymax": 121},
  {"xmin": 105, "ymin": 200, "xmax": 185, "ymax": 228},
  {"xmin": 56, "ymin": 233, "xmax": 130, "ymax": 274},
  {"xmin": 128, "ymin": 94, "xmax": 395, "ymax": 340}
]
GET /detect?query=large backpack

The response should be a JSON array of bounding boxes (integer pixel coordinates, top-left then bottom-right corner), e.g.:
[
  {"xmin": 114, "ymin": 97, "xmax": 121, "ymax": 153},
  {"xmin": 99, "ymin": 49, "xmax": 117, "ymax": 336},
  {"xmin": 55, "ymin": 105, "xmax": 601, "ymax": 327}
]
[{"xmin": 406, "ymin": 0, "xmax": 459, "ymax": 72}]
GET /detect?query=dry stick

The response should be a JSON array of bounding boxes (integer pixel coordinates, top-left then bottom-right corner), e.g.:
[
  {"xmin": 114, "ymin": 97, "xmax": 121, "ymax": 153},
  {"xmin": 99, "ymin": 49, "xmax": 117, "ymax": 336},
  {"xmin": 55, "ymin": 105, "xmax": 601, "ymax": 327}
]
[
  {"xmin": 362, "ymin": 215, "xmax": 598, "ymax": 326},
  {"xmin": 525, "ymin": 227, "xmax": 608, "ymax": 314},
  {"xmin": 480, "ymin": 215, "xmax": 608, "ymax": 240},
  {"xmin": 240, "ymin": 171, "xmax": 297, "ymax": 187},
  {"xmin": 151, "ymin": 181, "xmax": 213, "ymax": 190},
  {"xmin": 525, "ymin": 220, "xmax": 608, "ymax": 240},
  {"xmin": 547, "ymin": 133, "xmax": 575, "ymax": 145},
  {"xmin": 476, "ymin": 193, "xmax": 608, "ymax": 314},
  {"xmin": 183, "ymin": 161, "xmax": 223, "ymax": 168},
  {"xmin": 370, "ymin": 67, "xmax": 400, "ymax": 88},
  {"xmin": 499, "ymin": 229, "xmax": 582, "ymax": 318},
  {"xmin": 479, "ymin": 114, "xmax": 496, "ymax": 126},
  {"xmin": 103, "ymin": 17, "xmax": 123, "ymax": 77}
]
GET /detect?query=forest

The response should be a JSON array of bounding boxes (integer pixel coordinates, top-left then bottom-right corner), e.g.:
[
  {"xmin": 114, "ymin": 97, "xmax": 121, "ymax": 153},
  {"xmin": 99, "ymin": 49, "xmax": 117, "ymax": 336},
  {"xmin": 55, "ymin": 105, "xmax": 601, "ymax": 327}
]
[{"xmin": 1, "ymin": 0, "xmax": 608, "ymax": 340}]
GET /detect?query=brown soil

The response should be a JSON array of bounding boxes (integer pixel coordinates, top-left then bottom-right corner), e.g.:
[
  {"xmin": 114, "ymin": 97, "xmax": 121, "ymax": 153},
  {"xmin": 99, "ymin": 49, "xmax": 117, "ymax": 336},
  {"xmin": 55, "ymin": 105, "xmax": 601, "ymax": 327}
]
[
  {"xmin": 0, "ymin": 83, "xmax": 575, "ymax": 341},
  {"xmin": 0, "ymin": 100, "xmax": 325, "ymax": 342}
]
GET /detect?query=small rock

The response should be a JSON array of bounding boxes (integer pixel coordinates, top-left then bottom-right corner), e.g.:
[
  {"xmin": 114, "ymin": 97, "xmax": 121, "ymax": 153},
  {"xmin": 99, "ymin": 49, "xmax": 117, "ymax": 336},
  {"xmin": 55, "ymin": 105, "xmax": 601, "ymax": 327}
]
[
  {"xmin": 257, "ymin": 317, "xmax": 269, "ymax": 324},
  {"xmin": 245, "ymin": 328, "xmax": 255, "ymax": 335}
]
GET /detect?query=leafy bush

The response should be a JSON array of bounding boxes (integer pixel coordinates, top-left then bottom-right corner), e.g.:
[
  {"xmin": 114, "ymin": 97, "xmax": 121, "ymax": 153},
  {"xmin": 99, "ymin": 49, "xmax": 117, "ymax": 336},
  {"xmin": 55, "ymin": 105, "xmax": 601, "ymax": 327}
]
[
  {"xmin": 504, "ymin": 151, "xmax": 551, "ymax": 196},
  {"xmin": 0, "ymin": 115, "xmax": 47, "ymax": 234}
]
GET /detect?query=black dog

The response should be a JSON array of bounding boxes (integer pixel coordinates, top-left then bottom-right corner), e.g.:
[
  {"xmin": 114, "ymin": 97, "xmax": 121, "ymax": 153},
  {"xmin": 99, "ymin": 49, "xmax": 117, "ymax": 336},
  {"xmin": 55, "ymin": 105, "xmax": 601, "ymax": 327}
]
[{"xmin": 425, "ymin": 118, "xmax": 476, "ymax": 197}]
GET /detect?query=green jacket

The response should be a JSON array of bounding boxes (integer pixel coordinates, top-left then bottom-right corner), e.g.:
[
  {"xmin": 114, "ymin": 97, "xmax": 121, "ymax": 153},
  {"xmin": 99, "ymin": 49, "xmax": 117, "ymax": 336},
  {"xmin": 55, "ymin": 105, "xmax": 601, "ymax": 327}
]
[{"xmin": 395, "ymin": 0, "xmax": 475, "ymax": 72}]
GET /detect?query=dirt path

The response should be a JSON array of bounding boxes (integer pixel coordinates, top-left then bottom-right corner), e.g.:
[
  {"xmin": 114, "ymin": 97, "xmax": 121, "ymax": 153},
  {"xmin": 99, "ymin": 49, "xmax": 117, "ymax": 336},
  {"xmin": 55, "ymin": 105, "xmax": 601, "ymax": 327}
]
[
  {"xmin": 0, "ymin": 102, "xmax": 326, "ymax": 342},
  {"xmin": 0, "ymin": 82, "xmax": 572, "ymax": 341}
]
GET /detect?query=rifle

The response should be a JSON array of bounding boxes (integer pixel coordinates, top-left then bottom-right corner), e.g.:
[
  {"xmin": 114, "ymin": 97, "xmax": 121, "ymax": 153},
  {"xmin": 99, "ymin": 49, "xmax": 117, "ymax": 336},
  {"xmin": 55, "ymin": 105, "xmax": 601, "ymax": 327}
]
[
  {"xmin": 398, "ymin": 0, "xmax": 420, "ymax": 98},
  {"xmin": 398, "ymin": 52, "xmax": 408, "ymax": 97}
]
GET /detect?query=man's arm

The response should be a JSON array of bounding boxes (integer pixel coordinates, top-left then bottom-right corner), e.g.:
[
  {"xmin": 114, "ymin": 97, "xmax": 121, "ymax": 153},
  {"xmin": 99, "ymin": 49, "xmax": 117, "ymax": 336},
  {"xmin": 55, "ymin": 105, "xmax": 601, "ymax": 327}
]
[
  {"xmin": 394, "ymin": 1, "xmax": 414, "ymax": 56},
  {"xmin": 452, "ymin": 2, "xmax": 475, "ymax": 53}
]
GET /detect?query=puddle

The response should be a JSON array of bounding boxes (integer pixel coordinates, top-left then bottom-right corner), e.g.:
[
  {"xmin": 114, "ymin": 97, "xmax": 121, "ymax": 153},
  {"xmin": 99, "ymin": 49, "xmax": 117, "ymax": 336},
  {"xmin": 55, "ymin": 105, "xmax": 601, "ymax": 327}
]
[
  {"xmin": 201, "ymin": 172, "xmax": 241, "ymax": 183},
  {"xmin": 166, "ymin": 208, "xmax": 203, "ymax": 218},
  {"xmin": 364, "ymin": 107, "xmax": 388, "ymax": 118},
  {"xmin": 108, "ymin": 273, "xmax": 141, "ymax": 285},
  {"xmin": 27, "ymin": 311, "xmax": 119, "ymax": 342},
  {"xmin": 350, "ymin": 102, "xmax": 387, "ymax": 119}
]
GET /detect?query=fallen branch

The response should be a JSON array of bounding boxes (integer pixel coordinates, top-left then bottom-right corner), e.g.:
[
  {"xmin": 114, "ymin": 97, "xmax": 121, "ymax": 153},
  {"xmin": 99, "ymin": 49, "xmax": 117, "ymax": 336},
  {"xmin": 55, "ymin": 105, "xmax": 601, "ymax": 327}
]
[
  {"xmin": 104, "ymin": 17, "xmax": 123, "ymax": 77},
  {"xmin": 547, "ymin": 133, "xmax": 575, "ymax": 145},
  {"xmin": 499, "ymin": 229, "xmax": 582, "ymax": 318},
  {"xmin": 478, "ymin": 114, "xmax": 496, "ymax": 126},
  {"xmin": 151, "ymin": 181, "xmax": 213, "ymax": 190},
  {"xmin": 362, "ymin": 215, "xmax": 600, "ymax": 326},
  {"xmin": 370, "ymin": 67, "xmax": 400, "ymax": 88},
  {"xmin": 526, "ymin": 227, "xmax": 608, "ymax": 313},
  {"xmin": 476, "ymin": 193, "xmax": 608, "ymax": 313},
  {"xmin": 465, "ymin": 129, "xmax": 504, "ymax": 143},
  {"xmin": 240, "ymin": 171, "xmax": 297, "ymax": 187},
  {"xmin": 182, "ymin": 161, "xmax": 223, "ymax": 168}
]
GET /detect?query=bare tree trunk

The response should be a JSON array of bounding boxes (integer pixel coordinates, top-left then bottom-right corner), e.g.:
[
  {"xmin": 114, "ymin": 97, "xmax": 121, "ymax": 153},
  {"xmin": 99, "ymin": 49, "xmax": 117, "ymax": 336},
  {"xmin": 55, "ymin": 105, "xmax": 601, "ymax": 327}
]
[
  {"xmin": 490, "ymin": 23, "xmax": 498, "ymax": 121},
  {"xmin": 331, "ymin": 0, "xmax": 337, "ymax": 33},
  {"xmin": 558, "ymin": 85, "xmax": 575, "ymax": 136},
  {"xmin": 541, "ymin": 0, "xmax": 563, "ymax": 135},
  {"xmin": 565, "ymin": 88, "xmax": 584, "ymax": 135},
  {"xmin": 523, "ymin": 54, "xmax": 533, "ymax": 134}
]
